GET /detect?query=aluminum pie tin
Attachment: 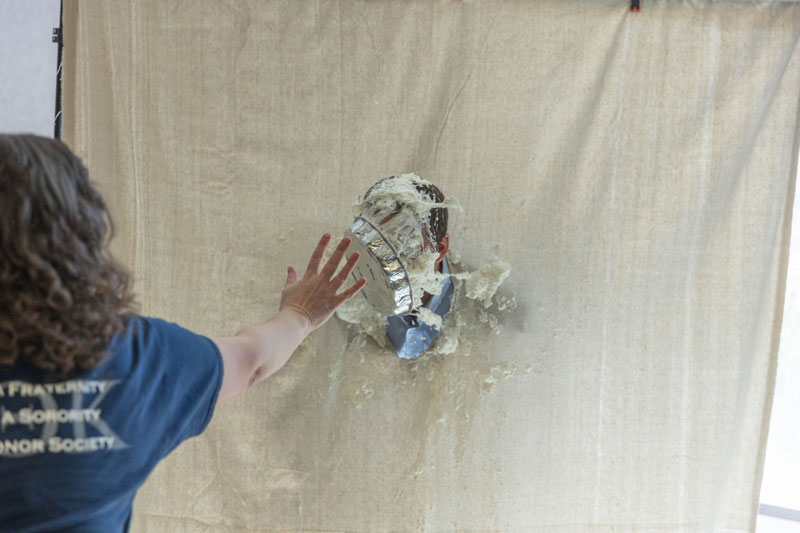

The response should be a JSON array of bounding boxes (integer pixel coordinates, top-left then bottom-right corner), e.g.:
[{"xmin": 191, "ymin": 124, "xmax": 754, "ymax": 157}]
[{"xmin": 343, "ymin": 216, "xmax": 413, "ymax": 316}]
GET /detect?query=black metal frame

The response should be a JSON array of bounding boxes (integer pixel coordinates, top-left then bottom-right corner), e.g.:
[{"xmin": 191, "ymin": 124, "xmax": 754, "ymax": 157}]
[{"xmin": 53, "ymin": 0, "xmax": 63, "ymax": 139}]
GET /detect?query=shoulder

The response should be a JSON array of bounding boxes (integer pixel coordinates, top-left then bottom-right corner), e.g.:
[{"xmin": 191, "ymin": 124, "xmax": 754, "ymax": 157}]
[
  {"xmin": 130, "ymin": 315, "xmax": 205, "ymax": 346},
  {"xmin": 109, "ymin": 314, "xmax": 221, "ymax": 369}
]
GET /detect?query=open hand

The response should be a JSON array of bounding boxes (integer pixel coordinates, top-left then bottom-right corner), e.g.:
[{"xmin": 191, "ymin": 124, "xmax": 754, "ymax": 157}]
[{"xmin": 279, "ymin": 233, "xmax": 367, "ymax": 331}]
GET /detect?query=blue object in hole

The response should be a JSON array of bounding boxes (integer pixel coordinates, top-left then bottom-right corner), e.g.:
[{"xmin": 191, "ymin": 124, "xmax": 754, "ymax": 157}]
[{"xmin": 385, "ymin": 255, "xmax": 454, "ymax": 359}]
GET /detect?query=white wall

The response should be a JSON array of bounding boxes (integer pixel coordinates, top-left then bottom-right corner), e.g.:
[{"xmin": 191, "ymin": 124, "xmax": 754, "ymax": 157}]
[{"xmin": 0, "ymin": 0, "xmax": 61, "ymax": 136}]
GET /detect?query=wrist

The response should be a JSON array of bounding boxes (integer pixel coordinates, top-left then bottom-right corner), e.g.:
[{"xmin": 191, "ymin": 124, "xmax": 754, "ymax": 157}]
[{"xmin": 279, "ymin": 306, "xmax": 314, "ymax": 334}]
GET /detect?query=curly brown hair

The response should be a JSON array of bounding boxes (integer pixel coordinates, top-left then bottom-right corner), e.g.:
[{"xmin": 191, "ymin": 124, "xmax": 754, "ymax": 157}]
[{"xmin": 0, "ymin": 134, "xmax": 138, "ymax": 381}]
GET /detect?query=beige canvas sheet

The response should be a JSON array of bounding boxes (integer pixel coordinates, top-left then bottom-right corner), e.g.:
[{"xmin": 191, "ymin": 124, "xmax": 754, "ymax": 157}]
[{"xmin": 62, "ymin": 1, "xmax": 800, "ymax": 531}]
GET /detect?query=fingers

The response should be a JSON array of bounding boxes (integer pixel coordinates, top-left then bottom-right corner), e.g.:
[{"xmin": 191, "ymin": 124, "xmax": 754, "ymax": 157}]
[
  {"xmin": 285, "ymin": 265, "xmax": 298, "ymax": 287},
  {"xmin": 334, "ymin": 276, "xmax": 367, "ymax": 306},
  {"xmin": 330, "ymin": 251, "xmax": 361, "ymax": 288},
  {"xmin": 300, "ymin": 233, "xmax": 366, "ymax": 309},
  {"xmin": 305, "ymin": 233, "xmax": 332, "ymax": 276},
  {"xmin": 319, "ymin": 237, "xmax": 352, "ymax": 279}
]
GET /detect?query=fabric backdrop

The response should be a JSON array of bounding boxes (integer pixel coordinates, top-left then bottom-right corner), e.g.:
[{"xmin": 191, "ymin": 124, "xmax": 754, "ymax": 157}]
[{"xmin": 62, "ymin": 1, "xmax": 800, "ymax": 531}]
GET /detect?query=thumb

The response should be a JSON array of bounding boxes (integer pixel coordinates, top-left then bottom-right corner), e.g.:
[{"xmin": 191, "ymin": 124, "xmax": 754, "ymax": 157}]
[{"xmin": 285, "ymin": 265, "xmax": 298, "ymax": 287}]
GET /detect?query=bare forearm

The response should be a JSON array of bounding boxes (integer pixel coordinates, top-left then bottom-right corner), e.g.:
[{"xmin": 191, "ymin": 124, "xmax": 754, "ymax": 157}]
[
  {"xmin": 213, "ymin": 235, "xmax": 365, "ymax": 404},
  {"xmin": 236, "ymin": 309, "xmax": 312, "ymax": 386}
]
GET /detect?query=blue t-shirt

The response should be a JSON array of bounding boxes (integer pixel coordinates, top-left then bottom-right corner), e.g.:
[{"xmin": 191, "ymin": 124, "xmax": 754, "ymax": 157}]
[{"xmin": 0, "ymin": 315, "xmax": 223, "ymax": 533}]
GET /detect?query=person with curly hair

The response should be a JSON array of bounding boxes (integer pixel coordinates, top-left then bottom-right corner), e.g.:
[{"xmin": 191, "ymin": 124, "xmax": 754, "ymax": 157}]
[{"xmin": 0, "ymin": 133, "xmax": 366, "ymax": 532}]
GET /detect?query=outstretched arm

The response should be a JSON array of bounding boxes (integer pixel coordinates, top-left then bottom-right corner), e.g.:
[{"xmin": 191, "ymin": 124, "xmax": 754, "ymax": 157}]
[{"xmin": 211, "ymin": 233, "xmax": 366, "ymax": 403}]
